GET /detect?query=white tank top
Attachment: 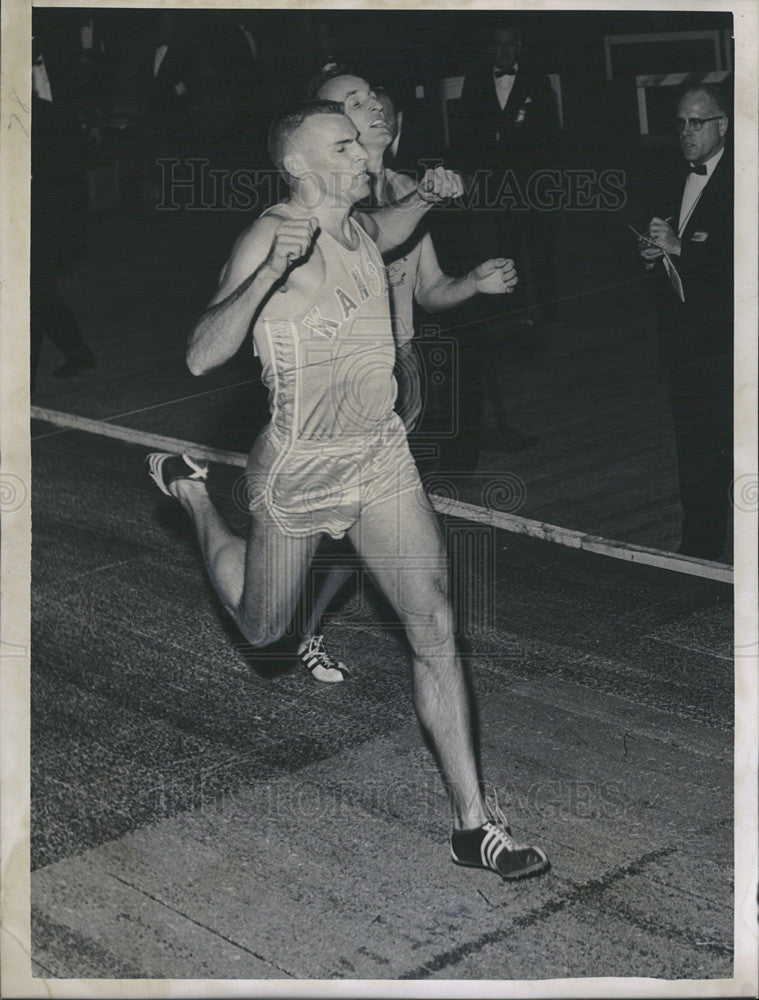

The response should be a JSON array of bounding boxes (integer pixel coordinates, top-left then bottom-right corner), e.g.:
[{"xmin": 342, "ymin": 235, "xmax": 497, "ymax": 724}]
[{"xmin": 254, "ymin": 204, "xmax": 397, "ymax": 441}]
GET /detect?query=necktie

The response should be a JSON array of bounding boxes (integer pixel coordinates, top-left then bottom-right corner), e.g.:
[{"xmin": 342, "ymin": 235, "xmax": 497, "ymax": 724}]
[
  {"xmin": 688, "ymin": 163, "xmax": 707, "ymax": 175},
  {"xmin": 494, "ymin": 67, "xmax": 516, "ymax": 79}
]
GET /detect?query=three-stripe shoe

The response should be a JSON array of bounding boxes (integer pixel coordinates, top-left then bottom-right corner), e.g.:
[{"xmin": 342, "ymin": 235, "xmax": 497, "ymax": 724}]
[
  {"xmin": 298, "ymin": 634, "xmax": 350, "ymax": 683},
  {"xmin": 147, "ymin": 452, "xmax": 208, "ymax": 496},
  {"xmin": 450, "ymin": 792, "xmax": 550, "ymax": 880}
]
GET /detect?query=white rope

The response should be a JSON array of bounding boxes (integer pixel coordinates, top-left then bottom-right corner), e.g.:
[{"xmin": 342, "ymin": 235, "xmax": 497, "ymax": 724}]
[{"xmin": 31, "ymin": 405, "xmax": 733, "ymax": 584}]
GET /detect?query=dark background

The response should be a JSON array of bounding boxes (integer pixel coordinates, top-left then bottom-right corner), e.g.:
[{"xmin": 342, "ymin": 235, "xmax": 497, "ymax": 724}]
[
  {"xmin": 30, "ymin": 6, "xmax": 736, "ymax": 557},
  {"xmin": 33, "ymin": 7, "xmax": 733, "ymax": 152}
]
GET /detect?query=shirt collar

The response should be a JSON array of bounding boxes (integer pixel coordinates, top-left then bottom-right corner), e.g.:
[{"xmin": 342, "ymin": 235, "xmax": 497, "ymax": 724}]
[{"xmin": 688, "ymin": 146, "xmax": 724, "ymax": 180}]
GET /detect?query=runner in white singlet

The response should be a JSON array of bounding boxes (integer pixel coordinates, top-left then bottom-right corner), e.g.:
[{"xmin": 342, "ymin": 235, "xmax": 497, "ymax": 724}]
[
  {"xmin": 256, "ymin": 201, "xmax": 395, "ymax": 440},
  {"xmin": 247, "ymin": 201, "xmax": 419, "ymax": 537},
  {"xmin": 147, "ymin": 100, "xmax": 549, "ymax": 883}
]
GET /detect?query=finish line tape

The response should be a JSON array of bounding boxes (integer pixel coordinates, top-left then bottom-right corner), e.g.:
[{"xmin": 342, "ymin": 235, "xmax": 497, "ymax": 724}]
[{"xmin": 31, "ymin": 405, "xmax": 733, "ymax": 584}]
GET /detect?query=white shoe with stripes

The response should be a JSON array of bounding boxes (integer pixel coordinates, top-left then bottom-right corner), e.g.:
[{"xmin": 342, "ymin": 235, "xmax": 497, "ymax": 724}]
[
  {"xmin": 450, "ymin": 791, "xmax": 550, "ymax": 880},
  {"xmin": 298, "ymin": 634, "xmax": 350, "ymax": 683},
  {"xmin": 147, "ymin": 452, "xmax": 208, "ymax": 497}
]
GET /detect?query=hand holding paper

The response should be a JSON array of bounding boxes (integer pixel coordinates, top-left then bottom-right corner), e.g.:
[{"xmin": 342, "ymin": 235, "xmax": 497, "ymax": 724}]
[
  {"xmin": 630, "ymin": 223, "xmax": 663, "ymax": 258},
  {"xmin": 629, "ymin": 224, "xmax": 685, "ymax": 302},
  {"xmin": 648, "ymin": 217, "xmax": 681, "ymax": 256}
]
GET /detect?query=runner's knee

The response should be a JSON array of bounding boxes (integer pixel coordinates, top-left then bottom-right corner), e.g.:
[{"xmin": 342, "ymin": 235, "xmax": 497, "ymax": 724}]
[{"xmin": 404, "ymin": 584, "xmax": 454, "ymax": 655}]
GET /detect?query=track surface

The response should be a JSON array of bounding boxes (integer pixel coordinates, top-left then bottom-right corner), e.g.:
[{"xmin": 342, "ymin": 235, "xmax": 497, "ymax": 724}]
[
  {"xmin": 28, "ymin": 194, "xmax": 736, "ymax": 983},
  {"xmin": 31, "ymin": 424, "xmax": 733, "ymax": 981}
]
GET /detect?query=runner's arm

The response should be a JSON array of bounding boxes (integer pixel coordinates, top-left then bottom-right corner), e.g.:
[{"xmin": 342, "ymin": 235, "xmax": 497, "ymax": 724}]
[
  {"xmin": 186, "ymin": 216, "xmax": 317, "ymax": 375},
  {"xmin": 414, "ymin": 235, "xmax": 518, "ymax": 311},
  {"xmin": 356, "ymin": 166, "xmax": 463, "ymax": 254},
  {"xmin": 414, "ymin": 234, "xmax": 475, "ymax": 311}
]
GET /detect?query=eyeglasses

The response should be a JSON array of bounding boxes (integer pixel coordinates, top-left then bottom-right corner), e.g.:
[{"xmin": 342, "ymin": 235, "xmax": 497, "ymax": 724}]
[{"xmin": 676, "ymin": 116, "xmax": 723, "ymax": 133}]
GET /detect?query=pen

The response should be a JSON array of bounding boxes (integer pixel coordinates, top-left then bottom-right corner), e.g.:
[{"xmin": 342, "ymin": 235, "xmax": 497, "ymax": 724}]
[{"xmin": 628, "ymin": 224, "xmax": 661, "ymax": 249}]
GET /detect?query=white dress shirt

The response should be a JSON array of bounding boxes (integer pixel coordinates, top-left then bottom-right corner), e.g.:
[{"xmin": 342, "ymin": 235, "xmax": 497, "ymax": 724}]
[
  {"xmin": 494, "ymin": 63, "xmax": 517, "ymax": 111},
  {"xmin": 678, "ymin": 146, "xmax": 724, "ymax": 236}
]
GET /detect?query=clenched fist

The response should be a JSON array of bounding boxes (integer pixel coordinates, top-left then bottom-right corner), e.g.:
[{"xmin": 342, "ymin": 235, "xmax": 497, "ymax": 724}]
[
  {"xmin": 473, "ymin": 258, "xmax": 518, "ymax": 295},
  {"xmin": 417, "ymin": 165, "xmax": 464, "ymax": 203},
  {"xmin": 266, "ymin": 217, "xmax": 319, "ymax": 277}
]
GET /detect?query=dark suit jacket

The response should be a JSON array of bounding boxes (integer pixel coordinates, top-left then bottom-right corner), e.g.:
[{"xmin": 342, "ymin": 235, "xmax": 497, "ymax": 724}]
[
  {"xmin": 651, "ymin": 147, "xmax": 733, "ymax": 365},
  {"xmin": 450, "ymin": 61, "xmax": 559, "ymax": 174},
  {"xmin": 123, "ymin": 45, "xmax": 196, "ymax": 110}
]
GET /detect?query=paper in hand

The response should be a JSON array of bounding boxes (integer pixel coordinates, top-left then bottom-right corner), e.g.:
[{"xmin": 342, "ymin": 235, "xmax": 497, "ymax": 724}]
[
  {"xmin": 661, "ymin": 253, "xmax": 685, "ymax": 302},
  {"xmin": 628, "ymin": 225, "xmax": 685, "ymax": 302}
]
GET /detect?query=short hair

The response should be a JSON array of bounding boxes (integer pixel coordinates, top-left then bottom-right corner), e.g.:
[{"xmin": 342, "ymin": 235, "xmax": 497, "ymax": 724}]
[
  {"xmin": 678, "ymin": 82, "xmax": 731, "ymax": 118},
  {"xmin": 304, "ymin": 65, "xmax": 352, "ymax": 101},
  {"xmin": 267, "ymin": 100, "xmax": 346, "ymax": 177}
]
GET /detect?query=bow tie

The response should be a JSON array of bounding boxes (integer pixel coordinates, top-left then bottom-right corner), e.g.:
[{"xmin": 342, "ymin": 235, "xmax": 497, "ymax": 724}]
[
  {"xmin": 688, "ymin": 163, "xmax": 707, "ymax": 175},
  {"xmin": 494, "ymin": 67, "xmax": 516, "ymax": 79}
]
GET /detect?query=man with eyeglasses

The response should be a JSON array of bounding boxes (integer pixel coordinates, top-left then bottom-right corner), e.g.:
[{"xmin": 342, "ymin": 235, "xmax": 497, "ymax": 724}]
[{"xmin": 638, "ymin": 84, "xmax": 733, "ymax": 561}]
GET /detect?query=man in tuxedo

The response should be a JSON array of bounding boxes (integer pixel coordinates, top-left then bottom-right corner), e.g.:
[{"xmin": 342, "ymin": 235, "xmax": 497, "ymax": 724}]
[
  {"xmin": 453, "ymin": 21, "xmax": 558, "ymax": 177},
  {"xmin": 639, "ymin": 84, "xmax": 733, "ymax": 561},
  {"xmin": 451, "ymin": 19, "xmax": 559, "ymax": 317},
  {"xmin": 430, "ymin": 20, "xmax": 557, "ymax": 471}
]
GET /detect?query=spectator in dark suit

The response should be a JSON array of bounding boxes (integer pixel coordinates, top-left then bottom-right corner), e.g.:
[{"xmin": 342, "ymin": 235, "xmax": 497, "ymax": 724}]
[
  {"xmin": 108, "ymin": 11, "xmax": 200, "ymax": 207},
  {"xmin": 453, "ymin": 21, "xmax": 557, "ymax": 173},
  {"xmin": 450, "ymin": 18, "xmax": 560, "ymax": 322},
  {"xmin": 72, "ymin": 8, "xmax": 109, "ymax": 128},
  {"xmin": 33, "ymin": 7, "xmax": 109, "ymax": 127},
  {"xmin": 205, "ymin": 14, "xmax": 265, "ymax": 161},
  {"xmin": 424, "ymin": 19, "xmax": 555, "ymax": 471},
  {"xmin": 114, "ymin": 12, "xmax": 195, "ymax": 125},
  {"xmin": 638, "ymin": 84, "xmax": 733, "ymax": 561},
  {"xmin": 297, "ymin": 17, "xmax": 347, "ymax": 84}
]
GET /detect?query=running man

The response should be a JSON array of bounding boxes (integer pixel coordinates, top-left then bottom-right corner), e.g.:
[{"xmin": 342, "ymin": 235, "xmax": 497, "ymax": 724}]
[
  {"xmin": 314, "ymin": 73, "xmax": 518, "ymax": 434},
  {"xmin": 148, "ymin": 100, "xmax": 549, "ymax": 881}
]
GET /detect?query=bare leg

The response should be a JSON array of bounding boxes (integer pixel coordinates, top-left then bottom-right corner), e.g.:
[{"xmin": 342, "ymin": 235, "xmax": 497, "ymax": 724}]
[
  {"xmin": 170, "ymin": 479, "xmax": 246, "ymax": 614},
  {"xmin": 302, "ymin": 562, "xmax": 354, "ymax": 638},
  {"xmin": 347, "ymin": 484, "xmax": 487, "ymax": 830},
  {"xmin": 169, "ymin": 477, "xmax": 322, "ymax": 648}
]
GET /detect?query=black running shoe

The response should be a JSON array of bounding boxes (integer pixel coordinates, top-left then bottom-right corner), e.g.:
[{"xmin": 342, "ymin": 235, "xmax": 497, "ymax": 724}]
[
  {"xmin": 451, "ymin": 791, "xmax": 550, "ymax": 880},
  {"xmin": 147, "ymin": 452, "xmax": 208, "ymax": 496}
]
